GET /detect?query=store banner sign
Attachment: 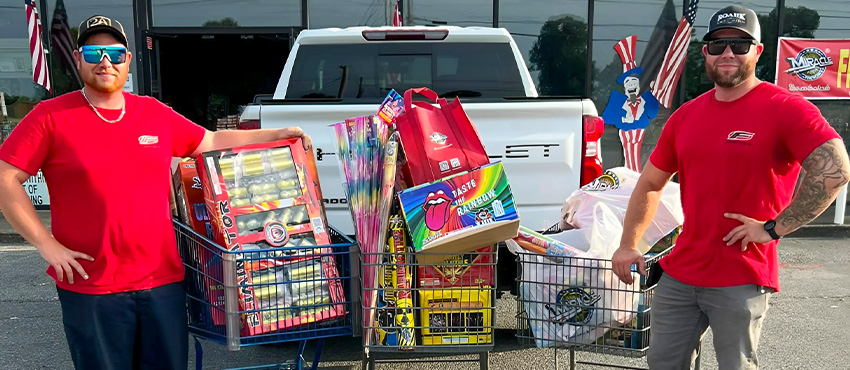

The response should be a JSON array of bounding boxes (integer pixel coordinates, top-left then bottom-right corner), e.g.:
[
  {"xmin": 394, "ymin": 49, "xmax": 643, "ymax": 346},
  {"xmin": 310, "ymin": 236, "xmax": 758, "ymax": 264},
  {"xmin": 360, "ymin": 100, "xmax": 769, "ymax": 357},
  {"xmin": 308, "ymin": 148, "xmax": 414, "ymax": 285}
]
[
  {"xmin": 775, "ymin": 38, "xmax": 850, "ymax": 100},
  {"xmin": 23, "ymin": 170, "xmax": 50, "ymax": 208}
]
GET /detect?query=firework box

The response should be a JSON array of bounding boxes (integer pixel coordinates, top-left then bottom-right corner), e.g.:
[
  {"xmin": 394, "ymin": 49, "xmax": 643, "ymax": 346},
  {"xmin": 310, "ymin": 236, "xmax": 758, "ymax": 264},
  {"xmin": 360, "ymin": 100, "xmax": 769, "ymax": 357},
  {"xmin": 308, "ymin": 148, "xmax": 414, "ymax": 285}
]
[
  {"xmin": 417, "ymin": 245, "xmax": 494, "ymax": 288},
  {"xmin": 196, "ymin": 138, "xmax": 345, "ymax": 333},
  {"xmin": 419, "ymin": 287, "xmax": 492, "ymax": 345},
  {"xmin": 173, "ymin": 158, "xmax": 213, "ymax": 239},
  {"xmin": 397, "ymin": 162, "xmax": 519, "ymax": 264},
  {"xmin": 197, "ymin": 138, "xmax": 330, "ymax": 260}
]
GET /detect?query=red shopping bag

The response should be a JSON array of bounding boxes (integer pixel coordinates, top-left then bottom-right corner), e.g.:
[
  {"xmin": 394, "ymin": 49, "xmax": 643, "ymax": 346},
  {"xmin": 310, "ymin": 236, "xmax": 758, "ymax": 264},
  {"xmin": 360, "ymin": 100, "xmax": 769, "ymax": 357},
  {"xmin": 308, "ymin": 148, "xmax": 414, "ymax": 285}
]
[{"xmin": 396, "ymin": 87, "xmax": 490, "ymax": 186}]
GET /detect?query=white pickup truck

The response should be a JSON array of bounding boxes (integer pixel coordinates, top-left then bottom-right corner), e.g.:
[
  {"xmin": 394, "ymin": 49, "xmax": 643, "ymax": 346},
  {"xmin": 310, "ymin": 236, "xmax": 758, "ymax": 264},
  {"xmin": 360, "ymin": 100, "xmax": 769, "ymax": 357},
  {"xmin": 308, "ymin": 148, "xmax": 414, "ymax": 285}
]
[{"xmin": 240, "ymin": 26, "xmax": 605, "ymax": 237}]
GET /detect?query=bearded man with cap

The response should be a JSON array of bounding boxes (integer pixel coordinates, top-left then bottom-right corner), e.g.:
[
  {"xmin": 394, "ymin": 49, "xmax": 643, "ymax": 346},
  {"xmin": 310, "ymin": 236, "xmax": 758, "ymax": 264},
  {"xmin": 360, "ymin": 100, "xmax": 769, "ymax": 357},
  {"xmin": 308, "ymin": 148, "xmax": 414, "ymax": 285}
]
[
  {"xmin": 610, "ymin": 5, "xmax": 850, "ymax": 370},
  {"xmin": 0, "ymin": 15, "xmax": 313, "ymax": 369}
]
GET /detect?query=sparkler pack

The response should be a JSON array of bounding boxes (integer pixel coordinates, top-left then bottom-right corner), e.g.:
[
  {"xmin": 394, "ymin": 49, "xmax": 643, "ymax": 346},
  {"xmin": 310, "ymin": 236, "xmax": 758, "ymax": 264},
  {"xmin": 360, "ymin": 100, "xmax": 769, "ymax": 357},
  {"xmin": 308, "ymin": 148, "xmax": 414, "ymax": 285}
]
[{"xmin": 197, "ymin": 138, "xmax": 345, "ymax": 335}]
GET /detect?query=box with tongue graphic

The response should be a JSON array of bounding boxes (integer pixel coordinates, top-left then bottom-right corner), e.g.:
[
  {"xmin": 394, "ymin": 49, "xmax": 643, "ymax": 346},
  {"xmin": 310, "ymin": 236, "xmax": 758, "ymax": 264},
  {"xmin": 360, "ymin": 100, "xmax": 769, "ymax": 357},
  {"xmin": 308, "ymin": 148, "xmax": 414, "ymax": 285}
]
[{"xmin": 397, "ymin": 162, "xmax": 520, "ymax": 264}]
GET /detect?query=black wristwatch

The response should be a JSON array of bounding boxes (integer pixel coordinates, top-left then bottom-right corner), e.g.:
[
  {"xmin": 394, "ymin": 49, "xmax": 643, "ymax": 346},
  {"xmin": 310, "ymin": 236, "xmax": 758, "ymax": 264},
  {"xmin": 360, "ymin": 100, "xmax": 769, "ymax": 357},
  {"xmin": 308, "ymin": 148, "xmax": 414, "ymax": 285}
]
[{"xmin": 764, "ymin": 219, "xmax": 782, "ymax": 240}]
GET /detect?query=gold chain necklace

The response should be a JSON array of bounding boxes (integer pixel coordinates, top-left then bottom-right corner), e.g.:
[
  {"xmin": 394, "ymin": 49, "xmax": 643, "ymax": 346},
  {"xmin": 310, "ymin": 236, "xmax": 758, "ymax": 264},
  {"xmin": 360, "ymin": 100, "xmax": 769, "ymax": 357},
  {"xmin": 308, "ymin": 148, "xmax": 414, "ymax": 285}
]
[{"xmin": 80, "ymin": 88, "xmax": 125, "ymax": 123}]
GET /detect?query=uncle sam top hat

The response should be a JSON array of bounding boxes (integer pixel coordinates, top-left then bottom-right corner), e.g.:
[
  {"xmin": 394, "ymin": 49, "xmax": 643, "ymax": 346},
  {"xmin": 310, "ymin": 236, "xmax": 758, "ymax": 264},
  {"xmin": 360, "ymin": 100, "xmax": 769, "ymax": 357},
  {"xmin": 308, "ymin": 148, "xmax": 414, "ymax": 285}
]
[{"xmin": 614, "ymin": 35, "xmax": 643, "ymax": 84}]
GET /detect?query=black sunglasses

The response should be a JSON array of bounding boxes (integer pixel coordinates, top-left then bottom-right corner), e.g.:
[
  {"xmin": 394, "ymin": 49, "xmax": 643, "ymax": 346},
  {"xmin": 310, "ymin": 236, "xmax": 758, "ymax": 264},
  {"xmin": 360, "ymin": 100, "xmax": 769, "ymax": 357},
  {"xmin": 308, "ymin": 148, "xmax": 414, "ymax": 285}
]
[{"xmin": 706, "ymin": 38, "xmax": 757, "ymax": 55}]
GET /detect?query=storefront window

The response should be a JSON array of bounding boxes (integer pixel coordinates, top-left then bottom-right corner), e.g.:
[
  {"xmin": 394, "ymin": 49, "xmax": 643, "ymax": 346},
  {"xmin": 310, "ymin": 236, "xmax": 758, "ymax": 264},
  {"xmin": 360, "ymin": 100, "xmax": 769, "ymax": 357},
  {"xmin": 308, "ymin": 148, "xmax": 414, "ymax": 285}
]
[
  {"xmin": 152, "ymin": 0, "xmax": 300, "ymax": 27},
  {"xmin": 410, "ymin": 0, "xmax": 492, "ymax": 27},
  {"xmin": 1, "ymin": 0, "xmax": 51, "ymax": 130},
  {"xmin": 309, "ymin": 0, "xmax": 387, "ymax": 28},
  {"xmin": 499, "ymin": 0, "xmax": 589, "ymax": 96},
  {"xmin": 591, "ymin": 0, "xmax": 681, "ymax": 171}
]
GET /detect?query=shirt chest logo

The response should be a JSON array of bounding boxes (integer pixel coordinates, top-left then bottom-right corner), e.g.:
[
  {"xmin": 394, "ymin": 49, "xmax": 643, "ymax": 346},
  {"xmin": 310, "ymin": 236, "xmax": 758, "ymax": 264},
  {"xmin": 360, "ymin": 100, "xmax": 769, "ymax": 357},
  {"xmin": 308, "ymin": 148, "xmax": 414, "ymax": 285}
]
[
  {"xmin": 138, "ymin": 135, "xmax": 159, "ymax": 145},
  {"xmin": 727, "ymin": 131, "xmax": 755, "ymax": 142}
]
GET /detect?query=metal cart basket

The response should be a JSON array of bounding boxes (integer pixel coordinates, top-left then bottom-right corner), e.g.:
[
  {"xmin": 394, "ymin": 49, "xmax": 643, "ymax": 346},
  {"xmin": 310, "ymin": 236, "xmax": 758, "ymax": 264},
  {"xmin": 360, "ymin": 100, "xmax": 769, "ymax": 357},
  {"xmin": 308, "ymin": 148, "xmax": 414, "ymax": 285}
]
[
  {"xmin": 515, "ymin": 245, "xmax": 678, "ymax": 370},
  {"xmin": 174, "ymin": 221, "xmax": 357, "ymax": 370},
  {"xmin": 360, "ymin": 245, "xmax": 498, "ymax": 370}
]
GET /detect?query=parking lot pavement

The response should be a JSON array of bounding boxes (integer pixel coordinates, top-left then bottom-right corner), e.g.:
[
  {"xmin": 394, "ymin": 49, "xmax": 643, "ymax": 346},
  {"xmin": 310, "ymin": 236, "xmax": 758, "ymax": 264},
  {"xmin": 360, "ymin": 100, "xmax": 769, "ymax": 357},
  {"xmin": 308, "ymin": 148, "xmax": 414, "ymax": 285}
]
[{"xmin": 2, "ymin": 237, "xmax": 847, "ymax": 369}]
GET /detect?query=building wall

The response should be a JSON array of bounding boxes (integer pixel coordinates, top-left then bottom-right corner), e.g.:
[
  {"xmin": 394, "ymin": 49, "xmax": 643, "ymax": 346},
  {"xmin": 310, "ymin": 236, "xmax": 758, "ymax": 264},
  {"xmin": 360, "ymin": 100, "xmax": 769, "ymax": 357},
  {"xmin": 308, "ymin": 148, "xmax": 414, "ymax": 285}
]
[{"xmin": 2, "ymin": 0, "xmax": 848, "ymax": 171}]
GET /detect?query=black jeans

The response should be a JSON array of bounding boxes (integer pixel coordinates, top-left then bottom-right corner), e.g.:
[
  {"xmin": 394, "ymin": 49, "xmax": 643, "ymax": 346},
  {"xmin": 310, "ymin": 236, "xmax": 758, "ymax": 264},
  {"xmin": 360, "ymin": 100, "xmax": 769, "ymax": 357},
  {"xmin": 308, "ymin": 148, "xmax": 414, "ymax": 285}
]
[{"xmin": 57, "ymin": 282, "xmax": 188, "ymax": 370}]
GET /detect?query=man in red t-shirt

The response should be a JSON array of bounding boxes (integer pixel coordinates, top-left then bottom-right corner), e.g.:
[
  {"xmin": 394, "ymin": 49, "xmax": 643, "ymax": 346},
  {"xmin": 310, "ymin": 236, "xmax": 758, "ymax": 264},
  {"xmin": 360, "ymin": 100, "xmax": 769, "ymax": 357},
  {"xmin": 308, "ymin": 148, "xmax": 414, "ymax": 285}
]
[
  {"xmin": 0, "ymin": 16, "xmax": 312, "ymax": 369},
  {"xmin": 611, "ymin": 5, "xmax": 850, "ymax": 370}
]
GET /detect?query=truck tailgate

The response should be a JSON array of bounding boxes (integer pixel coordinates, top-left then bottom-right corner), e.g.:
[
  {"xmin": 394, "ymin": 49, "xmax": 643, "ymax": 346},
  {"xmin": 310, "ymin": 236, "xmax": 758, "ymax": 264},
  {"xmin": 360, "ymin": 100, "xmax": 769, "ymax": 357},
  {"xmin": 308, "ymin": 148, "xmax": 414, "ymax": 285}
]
[{"xmin": 259, "ymin": 100, "xmax": 584, "ymax": 234}]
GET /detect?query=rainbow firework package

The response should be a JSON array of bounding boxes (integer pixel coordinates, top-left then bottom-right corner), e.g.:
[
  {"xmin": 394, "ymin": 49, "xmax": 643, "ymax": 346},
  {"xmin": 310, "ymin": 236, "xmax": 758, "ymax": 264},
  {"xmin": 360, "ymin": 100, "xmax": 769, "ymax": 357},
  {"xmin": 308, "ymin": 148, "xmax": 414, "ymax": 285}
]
[
  {"xmin": 397, "ymin": 162, "xmax": 519, "ymax": 262},
  {"xmin": 377, "ymin": 90, "xmax": 404, "ymax": 125}
]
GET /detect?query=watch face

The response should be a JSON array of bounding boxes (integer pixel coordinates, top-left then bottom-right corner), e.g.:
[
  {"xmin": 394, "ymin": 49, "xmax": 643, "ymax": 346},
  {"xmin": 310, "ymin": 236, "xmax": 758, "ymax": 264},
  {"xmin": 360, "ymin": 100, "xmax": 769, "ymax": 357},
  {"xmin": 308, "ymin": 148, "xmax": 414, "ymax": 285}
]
[{"xmin": 764, "ymin": 220, "xmax": 776, "ymax": 229}]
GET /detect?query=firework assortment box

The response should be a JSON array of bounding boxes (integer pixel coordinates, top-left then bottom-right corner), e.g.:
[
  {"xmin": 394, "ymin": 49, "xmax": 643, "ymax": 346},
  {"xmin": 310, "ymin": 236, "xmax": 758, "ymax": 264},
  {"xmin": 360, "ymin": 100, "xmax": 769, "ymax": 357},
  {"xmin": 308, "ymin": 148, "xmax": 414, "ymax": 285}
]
[
  {"xmin": 196, "ymin": 138, "xmax": 345, "ymax": 335},
  {"xmin": 397, "ymin": 161, "xmax": 520, "ymax": 264},
  {"xmin": 417, "ymin": 245, "xmax": 494, "ymax": 288},
  {"xmin": 418, "ymin": 287, "xmax": 493, "ymax": 345},
  {"xmin": 173, "ymin": 159, "xmax": 213, "ymax": 239}
]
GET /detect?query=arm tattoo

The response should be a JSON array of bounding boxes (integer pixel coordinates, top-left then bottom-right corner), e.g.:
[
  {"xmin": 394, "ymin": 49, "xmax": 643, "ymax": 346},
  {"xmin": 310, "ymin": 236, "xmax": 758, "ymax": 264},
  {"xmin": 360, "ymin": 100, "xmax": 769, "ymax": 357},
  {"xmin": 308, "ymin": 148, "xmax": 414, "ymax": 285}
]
[{"xmin": 777, "ymin": 139, "xmax": 850, "ymax": 233}]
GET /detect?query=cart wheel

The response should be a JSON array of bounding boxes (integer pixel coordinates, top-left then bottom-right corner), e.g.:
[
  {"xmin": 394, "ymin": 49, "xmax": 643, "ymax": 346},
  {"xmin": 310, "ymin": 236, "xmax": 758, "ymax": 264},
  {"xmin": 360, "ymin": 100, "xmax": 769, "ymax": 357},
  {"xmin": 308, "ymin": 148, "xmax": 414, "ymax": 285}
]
[
  {"xmin": 361, "ymin": 356, "xmax": 375, "ymax": 370},
  {"xmin": 479, "ymin": 351, "xmax": 489, "ymax": 370}
]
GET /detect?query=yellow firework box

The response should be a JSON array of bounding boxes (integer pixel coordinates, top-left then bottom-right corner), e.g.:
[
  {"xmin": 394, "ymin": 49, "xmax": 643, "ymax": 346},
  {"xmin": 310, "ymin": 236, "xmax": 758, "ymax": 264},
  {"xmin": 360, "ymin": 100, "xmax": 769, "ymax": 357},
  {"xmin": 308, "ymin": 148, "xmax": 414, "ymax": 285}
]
[{"xmin": 419, "ymin": 287, "xmax": 492, "ymax": 345}]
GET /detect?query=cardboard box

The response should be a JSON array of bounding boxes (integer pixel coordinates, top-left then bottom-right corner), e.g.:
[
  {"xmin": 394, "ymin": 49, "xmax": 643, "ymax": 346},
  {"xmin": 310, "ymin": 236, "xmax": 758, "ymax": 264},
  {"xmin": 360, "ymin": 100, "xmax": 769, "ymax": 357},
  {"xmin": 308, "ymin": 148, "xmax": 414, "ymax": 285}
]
[
  {"xmin": 197, "ymin": 138, "xmax": 331, "ymax": 258},
  {"xmin": 398, "ymin": 162, "xmax": 519, "ymax": 264},
  {"xmin": 173, "ymin": 159, "xmax": 213, "ymax": 238},
  {"xmin": 419, "ymin": 287, "xmax": 492, "ymax": 345},
  {"xmin": 418, "ymin": 245, "xmax": 494, "ymax": 288},
  {"xmin": 196, "ymin": 138, "xmax": 344, "ymax": 335}
]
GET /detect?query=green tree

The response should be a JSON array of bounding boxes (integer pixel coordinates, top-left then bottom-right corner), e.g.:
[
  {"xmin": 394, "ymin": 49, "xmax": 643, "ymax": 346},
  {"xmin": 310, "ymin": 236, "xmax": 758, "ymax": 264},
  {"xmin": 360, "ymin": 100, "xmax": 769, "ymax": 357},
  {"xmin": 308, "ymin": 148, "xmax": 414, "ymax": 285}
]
[
  {"xmin": 203, "ymin": 17, "xmax": 239, "ymax": 27},
  {"xmin": 529, "ymin": 14, "xmax": 588, "ymax": 96}
]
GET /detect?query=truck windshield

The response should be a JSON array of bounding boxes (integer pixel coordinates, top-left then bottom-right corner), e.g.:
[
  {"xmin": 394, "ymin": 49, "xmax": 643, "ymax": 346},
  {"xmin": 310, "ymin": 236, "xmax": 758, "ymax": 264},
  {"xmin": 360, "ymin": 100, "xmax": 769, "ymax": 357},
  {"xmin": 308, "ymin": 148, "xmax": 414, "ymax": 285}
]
[{"xmin": 286, "ymin": 42, "xmax": 526, "ymax": 101}]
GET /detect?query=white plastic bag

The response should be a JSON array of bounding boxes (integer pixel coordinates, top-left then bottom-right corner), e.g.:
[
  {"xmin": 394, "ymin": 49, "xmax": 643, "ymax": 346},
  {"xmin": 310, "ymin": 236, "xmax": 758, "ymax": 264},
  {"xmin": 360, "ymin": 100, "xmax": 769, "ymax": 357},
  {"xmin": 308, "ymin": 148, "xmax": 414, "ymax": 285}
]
[{"xmin": 559, "ymin": 167, "xmax": 683, "ymax": 254}]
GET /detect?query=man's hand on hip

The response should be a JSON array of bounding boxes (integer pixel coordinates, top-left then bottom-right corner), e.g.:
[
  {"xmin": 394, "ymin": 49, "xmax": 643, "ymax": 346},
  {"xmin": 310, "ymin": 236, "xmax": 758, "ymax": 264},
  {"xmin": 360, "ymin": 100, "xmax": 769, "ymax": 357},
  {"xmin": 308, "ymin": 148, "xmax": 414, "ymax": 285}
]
[
  {"xmin": 37, "ymin": 241, "xmax": 94, "ymax": 284},
  {"xmin": 723, "ymin": 213, "xmax": 773, "ymax": 251},
  {"xmin": 612, "ymin": 246, "xmax": 646, "ymax": 285}
]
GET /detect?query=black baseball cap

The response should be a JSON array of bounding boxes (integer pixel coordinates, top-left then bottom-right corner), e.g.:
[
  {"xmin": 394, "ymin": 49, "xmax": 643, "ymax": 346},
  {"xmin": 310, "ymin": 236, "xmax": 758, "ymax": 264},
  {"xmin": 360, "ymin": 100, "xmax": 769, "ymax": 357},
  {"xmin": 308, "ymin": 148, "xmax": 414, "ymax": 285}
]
[
  {"xmin": 703, "ymin": 5, "xmax": 761, "ymax": 43},
  {"xmin": 77, "ymin": 15, "xmax": 129, "ymax": 47}
]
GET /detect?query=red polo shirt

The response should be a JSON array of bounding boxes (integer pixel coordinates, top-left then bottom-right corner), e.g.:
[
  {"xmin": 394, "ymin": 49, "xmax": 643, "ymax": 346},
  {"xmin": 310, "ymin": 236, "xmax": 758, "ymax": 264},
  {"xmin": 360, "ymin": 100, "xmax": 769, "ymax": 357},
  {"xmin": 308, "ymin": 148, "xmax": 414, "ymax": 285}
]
[
  {"xmin": 0, "ymin": 91, "xmax": 206, "ymax": 294},
  {"xmin": 650, "ymin": 82, "xmax": 840, "ymax": 291}
]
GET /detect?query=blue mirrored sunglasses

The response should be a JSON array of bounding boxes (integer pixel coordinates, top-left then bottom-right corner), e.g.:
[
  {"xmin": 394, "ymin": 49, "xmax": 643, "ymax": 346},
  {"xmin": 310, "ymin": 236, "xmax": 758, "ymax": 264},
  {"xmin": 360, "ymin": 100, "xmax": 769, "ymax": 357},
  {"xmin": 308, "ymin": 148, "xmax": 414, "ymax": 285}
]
[{"xmin": 79, "ymin": 45, "xmax": 128, "ymax": 64}]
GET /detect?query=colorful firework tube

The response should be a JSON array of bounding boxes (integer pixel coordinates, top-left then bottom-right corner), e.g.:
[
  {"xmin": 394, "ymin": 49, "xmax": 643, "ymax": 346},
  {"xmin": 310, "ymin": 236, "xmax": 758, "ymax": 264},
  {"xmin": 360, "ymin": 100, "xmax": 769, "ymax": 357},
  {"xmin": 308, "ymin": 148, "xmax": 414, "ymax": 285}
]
[
  {"xmin": 389, "ymin": 215, "xmax": 415, "ymax": 348},
  {"xmin": 514, "ymin": 226, "xmax": 582, "ymax": 257},
  {"xmin": 367, "ymin": 132, "xmax": 400, "ymax": 344}
]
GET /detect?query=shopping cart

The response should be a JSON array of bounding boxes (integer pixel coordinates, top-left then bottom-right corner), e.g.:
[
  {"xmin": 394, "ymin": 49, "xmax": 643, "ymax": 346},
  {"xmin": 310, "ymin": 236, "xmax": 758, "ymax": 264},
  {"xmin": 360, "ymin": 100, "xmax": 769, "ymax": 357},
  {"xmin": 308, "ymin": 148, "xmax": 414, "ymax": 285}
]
[
  {"xmin": 360, "ymin": 244, "xmax": 498, "ymax": 370},
  {"xmin": 174, "ymin": 220, "xmax": 357, "ymax": 370},
  {"xmin": 514, "ymin": 231, "xmax": 702, "ymax": 370}
]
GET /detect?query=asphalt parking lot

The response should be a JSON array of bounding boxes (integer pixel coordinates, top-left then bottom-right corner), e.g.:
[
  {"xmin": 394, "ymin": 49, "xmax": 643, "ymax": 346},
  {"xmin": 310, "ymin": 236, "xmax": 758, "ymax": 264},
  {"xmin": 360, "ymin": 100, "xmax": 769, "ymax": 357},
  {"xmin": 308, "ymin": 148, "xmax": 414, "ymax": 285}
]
[{"xmin": 2, "ymin": 237, "xmax": 848, "ymax": 369}]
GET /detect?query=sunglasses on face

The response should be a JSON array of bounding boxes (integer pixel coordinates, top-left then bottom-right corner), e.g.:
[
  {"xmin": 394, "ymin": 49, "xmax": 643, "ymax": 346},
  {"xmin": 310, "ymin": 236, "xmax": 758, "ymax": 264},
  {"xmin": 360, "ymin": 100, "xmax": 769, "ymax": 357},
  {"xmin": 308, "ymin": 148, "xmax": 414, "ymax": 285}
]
[
  {"xmin": 79, "ymin": 45, "xmax": 128, "ymax": 64},
  {"xmin": 706, "ymin": 38, "xmax": 757, "ymax": 56}
]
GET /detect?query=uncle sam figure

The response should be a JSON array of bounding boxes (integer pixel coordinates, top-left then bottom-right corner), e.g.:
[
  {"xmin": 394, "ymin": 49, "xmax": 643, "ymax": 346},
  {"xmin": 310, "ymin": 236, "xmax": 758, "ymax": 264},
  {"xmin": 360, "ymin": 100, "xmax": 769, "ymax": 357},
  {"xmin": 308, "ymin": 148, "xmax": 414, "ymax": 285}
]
[{"xmin": 601, "ymin": 35, "xmax": 659, "ymax": 172}]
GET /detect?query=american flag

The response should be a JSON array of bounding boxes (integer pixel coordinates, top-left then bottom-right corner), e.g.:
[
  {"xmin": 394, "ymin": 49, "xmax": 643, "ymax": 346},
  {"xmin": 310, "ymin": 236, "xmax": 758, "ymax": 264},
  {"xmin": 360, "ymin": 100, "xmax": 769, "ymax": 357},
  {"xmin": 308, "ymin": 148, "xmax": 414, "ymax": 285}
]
[
  {"xmin": 25, "ymin": 0, "xmax": 51, "ymax": 93},
  {"xmin": 392, "ymin": 0, "xmax": 402, "ymax": 27},
  {"xmin": 51, "ymin": 0, "xmax": 81, "ymax": 89},
  {"xmin": 650, "ymin": 0, "xmax": 699, "ymax": 108}
]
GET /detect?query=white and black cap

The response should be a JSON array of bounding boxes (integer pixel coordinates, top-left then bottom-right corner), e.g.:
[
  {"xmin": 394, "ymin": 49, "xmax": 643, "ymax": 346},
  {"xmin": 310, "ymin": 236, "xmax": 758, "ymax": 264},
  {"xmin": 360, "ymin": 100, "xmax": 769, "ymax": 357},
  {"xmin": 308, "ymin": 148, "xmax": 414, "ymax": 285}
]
[
  {"xmin": 77, "ymin": 15, "xmax": 129, "ymax": 47},
  {"xmin": 703, "ymin": 5, "xmax": 761, "ymax": 43}
]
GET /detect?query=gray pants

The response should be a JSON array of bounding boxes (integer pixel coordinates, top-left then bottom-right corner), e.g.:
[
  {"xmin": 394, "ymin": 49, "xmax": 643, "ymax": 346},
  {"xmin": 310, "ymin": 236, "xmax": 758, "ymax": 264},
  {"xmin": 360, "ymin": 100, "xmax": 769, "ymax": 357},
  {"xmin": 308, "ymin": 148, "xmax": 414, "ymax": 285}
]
[{"xmin": 647, "ymin": 274, "xmax": 772, "ymax": 370}]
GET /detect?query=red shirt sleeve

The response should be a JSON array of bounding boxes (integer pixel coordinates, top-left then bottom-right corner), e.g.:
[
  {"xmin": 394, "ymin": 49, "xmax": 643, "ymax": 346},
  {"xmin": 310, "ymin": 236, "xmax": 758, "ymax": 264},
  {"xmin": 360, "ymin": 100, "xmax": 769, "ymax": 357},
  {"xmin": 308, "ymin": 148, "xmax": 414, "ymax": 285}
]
[
  {"xmin": 649, "ymin": 108, "xmax": 681, "ymax": 173},
  {"xmin": 0, "ymin": 103, "xmax": 53, "ymax": 176},
  {"xmin": 778, "ymin": 95, "xmax": 841, "ymax": 163},
  {"xmin": 159, "ymin": 102, "xmax": 207, "ymax": 158}
]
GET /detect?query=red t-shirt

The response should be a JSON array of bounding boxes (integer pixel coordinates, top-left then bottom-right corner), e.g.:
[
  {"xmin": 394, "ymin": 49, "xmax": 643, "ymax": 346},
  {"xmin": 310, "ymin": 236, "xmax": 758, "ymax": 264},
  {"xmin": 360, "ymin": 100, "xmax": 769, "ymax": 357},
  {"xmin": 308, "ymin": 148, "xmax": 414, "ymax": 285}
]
[
  {"xmin": 650, "ymin": 82, "xmax": 840, "ymax": 291},
  {"xmin": 0, "ymin": 91, "xmax": 206, "ymax": 294}
]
